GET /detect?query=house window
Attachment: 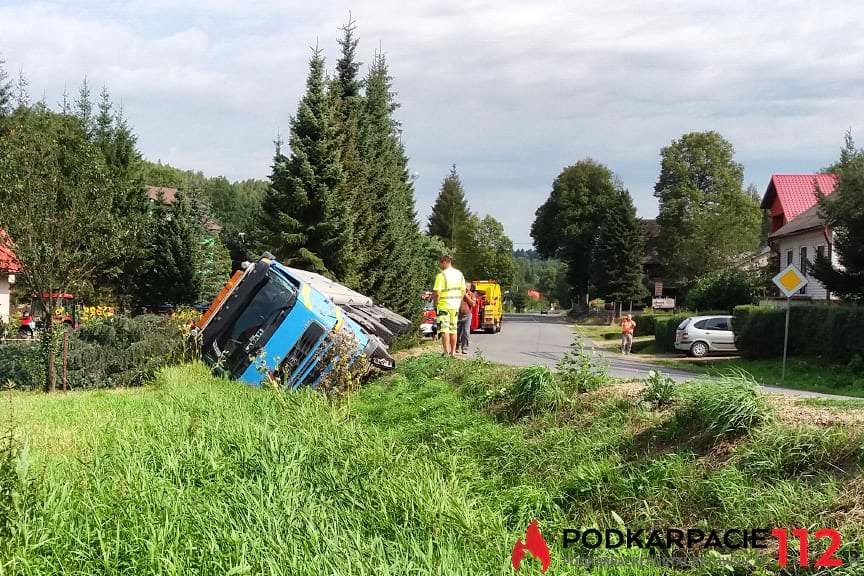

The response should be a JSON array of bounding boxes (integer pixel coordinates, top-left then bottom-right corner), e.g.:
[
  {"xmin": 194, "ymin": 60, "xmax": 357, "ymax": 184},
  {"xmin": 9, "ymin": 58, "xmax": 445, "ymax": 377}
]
[
  {"xmin": 800, "ymin": 246, "xmax": 808, "ymax": 294},
  {"xmin": 816, "ymin": 245, "xmax": 825, "ymax": 263},
  {"xmin": 786, "ymin": 250, "xmax": 793, "ymax": 266}
]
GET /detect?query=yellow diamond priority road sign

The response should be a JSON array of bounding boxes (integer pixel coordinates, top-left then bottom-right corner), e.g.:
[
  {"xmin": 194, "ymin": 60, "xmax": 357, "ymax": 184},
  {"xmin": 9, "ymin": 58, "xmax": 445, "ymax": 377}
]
[{"xmin": 772, "ymin": 264, "xmax": 808, "ymax": 298}]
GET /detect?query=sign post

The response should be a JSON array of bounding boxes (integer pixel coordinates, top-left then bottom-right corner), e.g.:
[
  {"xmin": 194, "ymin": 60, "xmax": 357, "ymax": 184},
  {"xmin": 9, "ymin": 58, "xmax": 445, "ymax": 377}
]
[{"xmin": 772, "ymin": 264, "xmax": 808, "ymax": 381}]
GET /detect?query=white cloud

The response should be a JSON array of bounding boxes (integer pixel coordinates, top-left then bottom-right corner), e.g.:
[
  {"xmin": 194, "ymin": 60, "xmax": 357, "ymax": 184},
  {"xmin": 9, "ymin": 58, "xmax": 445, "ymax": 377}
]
[{"xmin": 1, "ymin": 0, "xmax": 863, "ymax": 243}]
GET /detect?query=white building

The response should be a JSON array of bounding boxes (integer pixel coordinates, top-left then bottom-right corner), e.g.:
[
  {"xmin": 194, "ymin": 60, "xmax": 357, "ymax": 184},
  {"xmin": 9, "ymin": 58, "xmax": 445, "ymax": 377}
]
[
  {"xmin": 0, "ymin": 237, "xmax": 19, "ymax": 322},
  {"xmin": 768, "ymin": 203, "xmax": 839, "ymax": 301}
]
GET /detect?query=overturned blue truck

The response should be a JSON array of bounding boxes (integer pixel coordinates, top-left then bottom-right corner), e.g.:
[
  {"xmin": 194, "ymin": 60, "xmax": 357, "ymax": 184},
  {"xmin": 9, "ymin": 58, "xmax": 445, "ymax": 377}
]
[{"xmin": 196, "ymin": 254, "xmax": 411, "ymax": 388}]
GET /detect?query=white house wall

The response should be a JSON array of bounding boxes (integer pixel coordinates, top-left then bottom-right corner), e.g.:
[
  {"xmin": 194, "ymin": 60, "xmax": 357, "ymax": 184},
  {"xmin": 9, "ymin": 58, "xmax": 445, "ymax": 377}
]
[
  {"xmin": 774, "ymin": 229, "xmax": 837, "ymax": 301},
  {"xmin": 0, "ymin": 276, "xmax": 9, "ymax": 322}
]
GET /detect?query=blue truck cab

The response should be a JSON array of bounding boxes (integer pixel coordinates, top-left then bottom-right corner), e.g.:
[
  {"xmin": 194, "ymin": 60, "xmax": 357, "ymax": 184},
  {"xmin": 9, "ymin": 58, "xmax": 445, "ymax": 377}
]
[{"xmin": 197, "ymin": 255, "xmax": 395, "ymax": 388}]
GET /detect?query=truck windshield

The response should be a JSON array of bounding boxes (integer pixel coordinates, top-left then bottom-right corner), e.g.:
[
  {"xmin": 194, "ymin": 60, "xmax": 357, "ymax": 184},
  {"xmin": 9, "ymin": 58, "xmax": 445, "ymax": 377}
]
[{"xmin": 212, "ymin": 270, "xmax": 298, "ymax": 376}]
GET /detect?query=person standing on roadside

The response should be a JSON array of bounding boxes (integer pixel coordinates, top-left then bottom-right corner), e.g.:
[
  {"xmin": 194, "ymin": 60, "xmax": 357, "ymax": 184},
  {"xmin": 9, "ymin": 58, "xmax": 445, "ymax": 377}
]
[
  {"xmin": 620, "ymin": 314, "xmax": 636, "ymax": 355},
  {"xmin": 457, "ymin": 282, "xmax": 476, "ymax": 355},
  {"xmin": 433, "ymin": 255, "xmax": 466, "ymax": 357}
]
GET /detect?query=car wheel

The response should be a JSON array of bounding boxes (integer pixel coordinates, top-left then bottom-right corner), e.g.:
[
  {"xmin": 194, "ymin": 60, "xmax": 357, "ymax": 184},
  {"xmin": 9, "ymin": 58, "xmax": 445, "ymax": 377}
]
[{"xmin": 690, "ymin": 341, "xmax": 709, "ymax": 358}]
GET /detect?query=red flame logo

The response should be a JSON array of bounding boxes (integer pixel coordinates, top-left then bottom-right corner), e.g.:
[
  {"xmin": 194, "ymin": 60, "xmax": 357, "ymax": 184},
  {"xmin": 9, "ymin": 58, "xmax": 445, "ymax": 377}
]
[{"xmin": 512, "ymin": 519, "xmax": 551, "ymax": 572}]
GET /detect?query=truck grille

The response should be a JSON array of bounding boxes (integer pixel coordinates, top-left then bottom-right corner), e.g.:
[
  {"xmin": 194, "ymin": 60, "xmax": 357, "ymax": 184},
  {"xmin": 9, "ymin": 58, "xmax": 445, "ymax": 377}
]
[{"xmin": 280, "ymin": 322, "xmax": 325, "ymax": 381}]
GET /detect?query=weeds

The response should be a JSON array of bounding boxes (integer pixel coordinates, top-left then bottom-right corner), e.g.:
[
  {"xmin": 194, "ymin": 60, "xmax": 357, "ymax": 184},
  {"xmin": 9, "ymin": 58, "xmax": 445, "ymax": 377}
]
[
  {"xmin": 557, "ymin": 338, "xmax": 608, "ymax": 394},
  {"xmin": 640, "ymin": 370, "xmax": 677, "ymax": 408}
]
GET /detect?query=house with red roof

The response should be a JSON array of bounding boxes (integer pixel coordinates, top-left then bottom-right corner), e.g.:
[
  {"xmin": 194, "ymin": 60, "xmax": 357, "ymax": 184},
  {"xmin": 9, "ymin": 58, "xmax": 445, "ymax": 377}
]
[
  {"xmin": 760, "ymin": 174, "xmax": 839, "ymax": 301},
  {"xmin": 760, "ymin": 174, "xmax": 837, "ymax": 233},
  {"xmin": 0, "ymin": 233, "xmax": 21, "ymax": 322}
]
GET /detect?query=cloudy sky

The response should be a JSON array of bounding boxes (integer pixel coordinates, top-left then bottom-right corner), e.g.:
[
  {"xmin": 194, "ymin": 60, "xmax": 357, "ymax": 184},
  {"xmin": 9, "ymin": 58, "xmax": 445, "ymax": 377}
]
[{"xmin": 2, "ymin": 0, "xmax": 862, "ymax": 246}]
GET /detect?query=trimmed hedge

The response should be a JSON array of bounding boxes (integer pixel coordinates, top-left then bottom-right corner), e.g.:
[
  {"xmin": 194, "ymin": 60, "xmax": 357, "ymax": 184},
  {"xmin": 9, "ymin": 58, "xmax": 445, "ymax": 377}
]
[
  {"xmin": 734, "ymin": 305, "xmax": 864, "ymax": 363},
  {"xmin": 654, "ymin": 315, "xmax": 691, "ymax": 352},
  {"xmin": 634, "ymin": 313, "xmax": 656, "ymax": 337}
]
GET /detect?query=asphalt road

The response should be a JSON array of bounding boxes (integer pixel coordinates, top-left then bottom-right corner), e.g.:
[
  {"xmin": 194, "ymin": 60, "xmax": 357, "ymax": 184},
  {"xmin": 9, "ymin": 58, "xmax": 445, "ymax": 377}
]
[{"xmin": 468, "ymin": 313, "xmax": 851, "ymax": 399}]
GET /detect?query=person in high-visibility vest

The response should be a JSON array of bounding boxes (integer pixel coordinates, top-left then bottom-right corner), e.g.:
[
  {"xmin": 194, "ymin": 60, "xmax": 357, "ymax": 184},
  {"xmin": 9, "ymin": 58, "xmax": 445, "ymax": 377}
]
[
  {"xmin": 620, "ymin": 314, "xmax": 636, "ymax": 355},
  {"xmin": 433, "ymin": 254, "xmax": 466, "ymax": 357}
]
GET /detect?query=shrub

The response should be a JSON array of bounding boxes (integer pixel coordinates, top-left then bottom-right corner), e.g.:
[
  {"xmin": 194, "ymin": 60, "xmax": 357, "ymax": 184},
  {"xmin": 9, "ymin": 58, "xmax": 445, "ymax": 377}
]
[
  {"xmin": 634, "ymin": 313, "xmax": 656, "ymax": 337},
  {"xmin": 674, "ymin": 371, "xmax": 770, "ymax": 437},
  {"xmin": 511, "ymin": 365, "xmax": 559, "ymax": 417},
  {"xmin": 0, "ymin": 342, "xmax": 42, "ymax": 389},
  {"xmin": 686, "ymin": 268, "xmax": 761, "ymax": 312},
  {"xmin": 557, "ymin": 339, "xmax": 608, "ymax": 394},
  {"xmin": 734, "ymin": 304, "xmax": 864, "ymax": 362},
  {"xmin": 654, "ymin": 314, "xmax": 691, "ymax": 353},
  {"xmin": 0, "ymin": 315, "xmax": 186, "ymax": 390},
  {"xmin": 640, "ymin": 370, "xmax": 677, "ymax": 408}
]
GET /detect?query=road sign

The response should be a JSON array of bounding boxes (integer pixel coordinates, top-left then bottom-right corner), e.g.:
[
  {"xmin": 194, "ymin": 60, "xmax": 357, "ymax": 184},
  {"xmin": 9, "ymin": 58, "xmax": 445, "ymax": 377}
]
[
  {"xmin": 772, "ymin": 264, "xmax": 808, "ymax": 298},
  {"xmin": 771, "ymin": 264, "xmax": 808, "ymax": 381},
  {"xmin": 652, "ymin": 297, "xmax": 675, "ymax": 309}
]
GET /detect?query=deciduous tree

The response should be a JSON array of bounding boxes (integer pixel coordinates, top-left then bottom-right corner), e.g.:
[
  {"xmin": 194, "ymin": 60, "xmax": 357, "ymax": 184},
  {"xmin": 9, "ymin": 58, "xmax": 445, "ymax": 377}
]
[
  {"xmin": 0, "ymin": 108, "xmax": 138, "ymax": 391},
  {"xmin": 653, "ymin": 131, "xmax": 761, "ymax": 288},
  {"xmin": 466, "ymin": 215, "xmax": 516, "ymax": 286},
  {"xmin": 531, "ymin": 159, "xmax": 619, "ymax": 307}
]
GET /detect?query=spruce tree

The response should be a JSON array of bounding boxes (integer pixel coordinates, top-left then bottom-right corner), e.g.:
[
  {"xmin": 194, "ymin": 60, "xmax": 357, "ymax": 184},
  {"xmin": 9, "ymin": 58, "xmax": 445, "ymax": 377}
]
[
  {"xmin": 134, "ymin": 193, "xmax": 204, "ymax": 307},
  {"xmin": 94, "ymin": 86, "xmax": 115, "ymax": 163},
  {"xmin": 332, "ymin": 16, "xmax": 369, "ymax": 289},
  {"xmin": 260, "ymin": 48, "xmax": 352, "ymax": 279},
  {"xmin": 89, "ymin": 92, "xmax": 150, "ymax": 309},
  {"xmin": 813, "ymin": 132, "xmax": 864, "ymax": 301},
  {"xmin": 591, "ymin": 188, "xmax": 647, "ymax": 304},
  {"xmin": 15, "ymin": 67, "xmax": 29, "ymax": 109},
  {"xmin": 428, "ymin": 164, "xmax": 471, "ymax": 248},
  {"xmin": 360, "ymin": 51, "xmax": 425, "ymax": 317},
  {"xmin": 0, "ymin": 55, "xmax": 12, "ymax": 117},
  {"xmin": 75, "ymin": 76, "xmax": 94, "ymax": 136}
]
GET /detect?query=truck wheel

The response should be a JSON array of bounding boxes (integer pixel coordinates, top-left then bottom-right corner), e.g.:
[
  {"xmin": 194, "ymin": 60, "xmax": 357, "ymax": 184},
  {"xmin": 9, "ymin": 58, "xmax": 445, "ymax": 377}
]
[{"xmin": 495, "ymin": 320, "xmax": 502, "ymax": 333}]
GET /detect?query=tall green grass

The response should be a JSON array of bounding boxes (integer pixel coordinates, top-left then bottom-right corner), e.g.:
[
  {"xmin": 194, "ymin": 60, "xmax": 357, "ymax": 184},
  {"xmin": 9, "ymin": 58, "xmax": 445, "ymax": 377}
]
[
  {"xmin": 673, "ymin": 371, "xmax": 771, "ymax": 438},
  {"xmin": 3, "ymin": 356, "xmax": 863, "ymax": 574}
]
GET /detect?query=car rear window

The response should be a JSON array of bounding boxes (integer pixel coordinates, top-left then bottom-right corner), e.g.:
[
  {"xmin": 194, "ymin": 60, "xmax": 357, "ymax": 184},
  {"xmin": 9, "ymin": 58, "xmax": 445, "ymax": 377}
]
[{"xmin": 677, "ymin": 319, "xmax": 690, "ymax": 330}]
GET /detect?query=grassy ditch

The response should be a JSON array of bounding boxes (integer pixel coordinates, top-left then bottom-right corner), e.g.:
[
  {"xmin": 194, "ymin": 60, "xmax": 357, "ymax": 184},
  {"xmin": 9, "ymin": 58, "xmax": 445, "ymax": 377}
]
[
  {"xmin": 655, "ymin": 356, "xmax": 864, "ymax": 398},
  {"xmin": 3, "ymin": 357, "xmax": 864, "ymax": 574}
]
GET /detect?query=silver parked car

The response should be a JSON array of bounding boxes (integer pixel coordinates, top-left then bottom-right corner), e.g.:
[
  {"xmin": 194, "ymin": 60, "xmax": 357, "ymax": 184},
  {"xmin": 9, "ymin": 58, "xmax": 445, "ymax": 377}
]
[{"xmin": 674, "ymin": 315, "xmax": 736, "ymax": 357}]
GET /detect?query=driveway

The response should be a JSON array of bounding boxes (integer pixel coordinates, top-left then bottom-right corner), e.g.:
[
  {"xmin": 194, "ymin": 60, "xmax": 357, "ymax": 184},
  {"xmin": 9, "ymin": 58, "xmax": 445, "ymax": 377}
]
[{"xmin": 469, "ymin": 313, "xmax": 853, "ymax": 399}]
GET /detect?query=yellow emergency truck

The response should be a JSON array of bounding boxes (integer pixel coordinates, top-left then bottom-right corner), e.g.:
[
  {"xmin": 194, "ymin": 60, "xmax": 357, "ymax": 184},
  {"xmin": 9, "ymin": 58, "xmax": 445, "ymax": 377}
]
[{"xmin": 472, "ymin": 280, "xmax": 503, "ymax": 333}]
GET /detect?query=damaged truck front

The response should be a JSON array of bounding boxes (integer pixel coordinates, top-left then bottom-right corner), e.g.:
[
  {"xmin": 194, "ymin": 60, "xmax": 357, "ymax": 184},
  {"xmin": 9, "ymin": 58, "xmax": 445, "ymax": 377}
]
[{"xmin": 196, "ymin": 254, "xmax": 406, "ymax": 388}]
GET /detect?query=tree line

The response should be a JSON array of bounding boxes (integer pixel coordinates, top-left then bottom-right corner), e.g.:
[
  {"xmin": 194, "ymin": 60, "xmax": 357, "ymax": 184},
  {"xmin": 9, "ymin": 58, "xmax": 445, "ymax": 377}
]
[
  {"xmin": 0, "ymin": 16, "xmax": 529, "ymax": 352},
  {"xmin": 532, "ymin": 129, "xmax": 864, "ymax": 310},
  {"xmin": 426, "ymin": 165, "xmax": 517, "ymax": 287}
]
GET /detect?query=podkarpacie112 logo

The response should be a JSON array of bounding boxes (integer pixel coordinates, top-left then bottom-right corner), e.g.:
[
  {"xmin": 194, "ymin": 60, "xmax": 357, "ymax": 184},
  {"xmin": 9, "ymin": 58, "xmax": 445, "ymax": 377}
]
[{"xmin": 510, "ymin": 519, "xmax": 845, "ymax": 572}]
